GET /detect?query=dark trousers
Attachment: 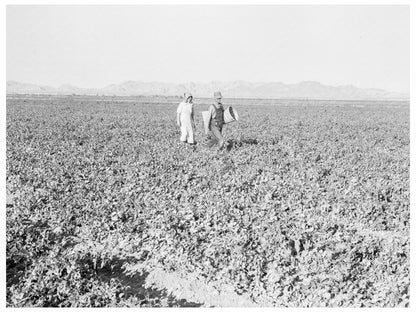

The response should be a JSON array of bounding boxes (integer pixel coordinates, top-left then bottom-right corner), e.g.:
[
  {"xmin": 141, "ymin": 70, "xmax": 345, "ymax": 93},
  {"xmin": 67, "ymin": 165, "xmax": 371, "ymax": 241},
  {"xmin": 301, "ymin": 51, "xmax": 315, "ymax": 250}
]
[{"xmin": 206, "ymin": 124, "xmax": 224, "ymax": 149}]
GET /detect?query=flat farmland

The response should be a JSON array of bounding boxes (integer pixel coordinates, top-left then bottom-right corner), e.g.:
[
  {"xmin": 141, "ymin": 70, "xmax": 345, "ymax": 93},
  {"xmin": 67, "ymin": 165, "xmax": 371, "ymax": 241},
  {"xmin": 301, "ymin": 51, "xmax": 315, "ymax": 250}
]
[{"xmin": 6, "ymin": 95, "xmax": 410, "ymax": 307}]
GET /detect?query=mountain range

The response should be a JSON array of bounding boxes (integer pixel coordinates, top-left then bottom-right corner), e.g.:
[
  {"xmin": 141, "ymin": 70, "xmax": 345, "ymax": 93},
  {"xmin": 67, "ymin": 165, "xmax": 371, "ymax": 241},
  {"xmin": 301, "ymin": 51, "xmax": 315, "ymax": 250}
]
[{"xmin": 6, "ymin": 80, "xmax": 408, "ymax": 100}]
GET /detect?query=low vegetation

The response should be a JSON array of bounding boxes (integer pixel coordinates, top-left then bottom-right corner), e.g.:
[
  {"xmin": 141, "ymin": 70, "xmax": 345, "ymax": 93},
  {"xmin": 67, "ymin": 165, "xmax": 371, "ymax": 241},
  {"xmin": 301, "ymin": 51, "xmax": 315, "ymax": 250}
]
[{"xmin": 6, "ymin": 96, "xmax": 409, "ymax": 307}]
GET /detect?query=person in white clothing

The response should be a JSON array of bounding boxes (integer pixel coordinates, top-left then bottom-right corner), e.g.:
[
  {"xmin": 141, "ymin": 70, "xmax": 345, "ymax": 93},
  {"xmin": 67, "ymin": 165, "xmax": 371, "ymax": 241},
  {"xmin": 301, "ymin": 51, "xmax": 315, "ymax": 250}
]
[{"xmin": 176, "ymin": 93, "xmax": 196, "ymax": 144}]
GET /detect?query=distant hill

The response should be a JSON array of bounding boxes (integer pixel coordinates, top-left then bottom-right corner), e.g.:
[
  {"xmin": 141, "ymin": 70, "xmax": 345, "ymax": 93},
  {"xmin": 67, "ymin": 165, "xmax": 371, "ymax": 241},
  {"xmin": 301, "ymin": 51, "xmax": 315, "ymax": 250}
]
[{"xmin": 6, "ymin": 80, "xmax": 408, "ymax": 100}]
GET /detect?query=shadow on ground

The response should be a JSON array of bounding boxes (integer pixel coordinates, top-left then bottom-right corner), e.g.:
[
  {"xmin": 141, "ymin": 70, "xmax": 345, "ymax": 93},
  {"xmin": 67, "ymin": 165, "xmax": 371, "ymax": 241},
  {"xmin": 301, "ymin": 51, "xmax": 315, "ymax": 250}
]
[
  {"xmin": 226, "ymin": 138, "xmax": 259, "ymax": 150},
  {"xmin": 97, "ymin": 259, "xmax": 203, "ymax": 307}
]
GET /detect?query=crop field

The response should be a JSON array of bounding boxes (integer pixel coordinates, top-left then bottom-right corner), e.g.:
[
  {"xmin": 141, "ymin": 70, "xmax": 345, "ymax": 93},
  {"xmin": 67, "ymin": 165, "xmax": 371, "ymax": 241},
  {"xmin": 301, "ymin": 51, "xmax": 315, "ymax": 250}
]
[{"xmin": 6, "ymin": 95, "xmax": 409, "ymax": 307}]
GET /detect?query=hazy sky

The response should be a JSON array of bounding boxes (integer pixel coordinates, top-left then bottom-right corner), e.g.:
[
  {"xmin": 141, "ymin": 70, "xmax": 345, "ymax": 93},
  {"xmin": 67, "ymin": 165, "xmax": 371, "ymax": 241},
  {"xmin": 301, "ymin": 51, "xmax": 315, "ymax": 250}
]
[{"xmin": 7, "ymin": 5, "xmax": 409, "ymax": 93}]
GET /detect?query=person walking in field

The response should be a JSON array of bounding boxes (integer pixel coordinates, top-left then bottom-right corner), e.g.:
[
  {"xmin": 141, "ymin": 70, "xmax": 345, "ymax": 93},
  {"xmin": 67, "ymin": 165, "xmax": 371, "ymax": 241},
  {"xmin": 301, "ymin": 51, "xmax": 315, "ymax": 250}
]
[
  {"xmin": 177, "ymin": 92, "xmax": 196, "ymax": 145},
  {"xmin": 205, "ymin": 91, "xmax": 226, "ymax": 150}
]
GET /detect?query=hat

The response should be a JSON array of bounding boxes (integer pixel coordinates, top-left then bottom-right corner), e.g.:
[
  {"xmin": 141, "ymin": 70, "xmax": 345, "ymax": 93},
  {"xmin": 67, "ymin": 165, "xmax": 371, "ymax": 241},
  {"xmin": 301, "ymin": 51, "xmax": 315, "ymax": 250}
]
[
  {"xmin": 184, "ymin": 92, "xmax": 193, "ymax": 102},
  {"xmin": 214, "ymin": 91, "xmax": 223, "ymax": 99}
]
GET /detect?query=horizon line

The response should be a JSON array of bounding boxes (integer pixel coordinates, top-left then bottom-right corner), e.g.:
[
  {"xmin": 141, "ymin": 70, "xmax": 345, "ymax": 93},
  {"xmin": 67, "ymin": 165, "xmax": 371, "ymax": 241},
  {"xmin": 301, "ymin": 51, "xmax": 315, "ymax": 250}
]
[{"xmin": 5, "ymin": 93, "xmax": 409, "ymax": 102}]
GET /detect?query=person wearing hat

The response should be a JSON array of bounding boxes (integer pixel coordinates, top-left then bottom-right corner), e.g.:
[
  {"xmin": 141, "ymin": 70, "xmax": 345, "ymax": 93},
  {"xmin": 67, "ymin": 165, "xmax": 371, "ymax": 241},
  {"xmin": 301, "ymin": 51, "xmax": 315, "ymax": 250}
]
[
  {"xmin": 177, "ymin": 92, "xmax": 196, "ymax": 145},
  {"xmin": 206, "ymin": 91, "xmax": 226, "ymax": 149}
]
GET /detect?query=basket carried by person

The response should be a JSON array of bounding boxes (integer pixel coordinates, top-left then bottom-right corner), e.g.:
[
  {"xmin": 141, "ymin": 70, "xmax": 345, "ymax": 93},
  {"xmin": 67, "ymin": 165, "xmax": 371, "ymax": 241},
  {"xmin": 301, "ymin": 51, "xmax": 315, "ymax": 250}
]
[
  {"xmin": 223, "ymin": 106, "xmax": 239, "ymax": 124},
  {"xmin": 202, "ymin": 110, "xmax": 211, "ymax": 134}
]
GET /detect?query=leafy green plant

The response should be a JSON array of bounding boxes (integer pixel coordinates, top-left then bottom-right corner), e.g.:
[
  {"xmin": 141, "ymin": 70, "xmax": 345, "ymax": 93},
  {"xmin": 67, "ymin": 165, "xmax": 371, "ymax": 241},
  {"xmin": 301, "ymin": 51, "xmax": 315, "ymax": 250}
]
[{"xmin": 6, "ymin": 96, "xmax": 409, "ymax": 307}]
